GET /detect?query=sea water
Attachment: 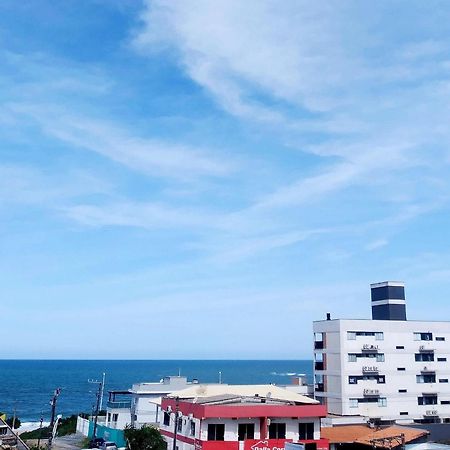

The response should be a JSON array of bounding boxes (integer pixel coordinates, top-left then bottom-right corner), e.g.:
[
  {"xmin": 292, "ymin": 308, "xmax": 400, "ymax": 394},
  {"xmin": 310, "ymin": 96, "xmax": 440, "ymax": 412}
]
[{"xmin": 0, "ymin": 360, "xmax": 313, "ymax": 422}]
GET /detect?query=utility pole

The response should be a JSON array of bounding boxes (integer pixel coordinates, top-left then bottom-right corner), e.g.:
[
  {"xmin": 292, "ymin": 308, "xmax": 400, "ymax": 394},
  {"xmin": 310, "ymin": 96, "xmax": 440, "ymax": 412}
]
[
  {"xmin": 172, "ymin": 397, "xmax": 179, "ymax": 450},
  {"xmin": 88, "ymin": 377, "xmax": 104, "ymax": 441},
  {"xmin": 99, "ymin": 373, "xmax": 106, "ymax": 411},
  {"xmin": 49, "ymin": 388, "xmax": 61, "ymax": 428}
]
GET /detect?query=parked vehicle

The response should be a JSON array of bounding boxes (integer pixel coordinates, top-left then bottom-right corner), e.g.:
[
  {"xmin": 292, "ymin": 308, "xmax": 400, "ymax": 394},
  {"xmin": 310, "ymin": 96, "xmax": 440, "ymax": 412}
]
[
  {"xmin": 101, "ymin": 442, "xmax": 118, "ymax": 450},
  {"xmin": 88, "ymin": 437, "xmax": 105, "ymax": 448}
]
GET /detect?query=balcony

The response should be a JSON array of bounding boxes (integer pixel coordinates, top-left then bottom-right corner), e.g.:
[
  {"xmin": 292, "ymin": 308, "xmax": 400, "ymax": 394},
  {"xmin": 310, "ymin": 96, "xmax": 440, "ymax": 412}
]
[
  {"xmin": 362, "ymin": 344, "xmax": 379, "ymax": 352},
  {"xmin": 419, "ymin": 345, "xmax": 435, "ymax": 353},
  {"xmin": 362, "ymin": 366, "xmax": 379, "ymax": 373},
  {"xmin": 314, "ymin": 341, "xmax": 324, "ymax": 350},
  {"xmin": 315, "ymin": 362, "xmax": 324, "ymax": 371},
  {"xmin": 363, "ymin": 388, "xmax": 380, "ymax": 397},
  {"xmin": 107, "ymin": 400, "xmax": 131, "ymax": 409}
]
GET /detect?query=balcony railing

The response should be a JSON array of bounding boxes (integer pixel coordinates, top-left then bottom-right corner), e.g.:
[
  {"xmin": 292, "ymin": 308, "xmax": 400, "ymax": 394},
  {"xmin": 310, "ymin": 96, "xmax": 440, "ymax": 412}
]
[
  {"xmin": 419, "ymin": 345, "xmax": 435, "ymax": 353},
  {"xmin": 363, "ymin": 388, "xmax": 380, "ymax": 396},
  {"xmin": 107, "ymin": 400, "xmax": 131, "ymax": 409},
  {"xmin": 362, "ymin": 344, "xmax": 379, "ymax": 352}
]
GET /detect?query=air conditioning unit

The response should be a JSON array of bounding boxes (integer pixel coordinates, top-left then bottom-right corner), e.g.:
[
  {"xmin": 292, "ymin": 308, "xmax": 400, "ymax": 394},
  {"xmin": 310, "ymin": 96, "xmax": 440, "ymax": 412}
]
[
  {"xmin": 267, "ymin": 419, "xmax": 271, "ymax": 425},
  {"xmin": 188, "ymin": 414, "xmax": 194, "ymax": 420}
]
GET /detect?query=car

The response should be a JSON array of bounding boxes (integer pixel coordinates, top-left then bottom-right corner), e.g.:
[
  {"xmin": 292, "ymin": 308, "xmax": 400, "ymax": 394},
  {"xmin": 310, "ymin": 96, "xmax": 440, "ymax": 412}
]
[
  {"xmin": 100, "ymin": 442, "xmax": 118, "ymax": 450},
  {"xmin": 88, "ymin": 437, "xmax": 105, "ymax": 448}
]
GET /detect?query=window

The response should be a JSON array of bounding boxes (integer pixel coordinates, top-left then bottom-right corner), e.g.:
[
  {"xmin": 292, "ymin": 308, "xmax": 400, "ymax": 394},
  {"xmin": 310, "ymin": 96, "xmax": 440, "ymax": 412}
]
[
  {"xmin": 190, "ymin": 421, "xmax": 196, "ymax": 436},
  {"xmin": 305, "ymin": 444, "xmax": 317, "ymax": 450},
  {"xmin": 238, "ymin": 424, "xmax": 254, "ymax": 441},
  {"xmin": 416, "ymin": 374, "xmax": 436, "ymax": 383},
  {"xmin": 397, "ymin": 367, "xmax": 406, "ymax": 371},
  {"xmin": 415, "ymin": 353, "xmax": 434, "ymax": 362},
  {"xmin": 107, "ymin": 413, "xmax": 111, "ymax": 422},
  {"xmin": 414, "ymin": 332, "xmax": 433, "ymax": 341},
  {"xmin": 299, "ymin": 423, "xmax": 314, "ymax": 440},
  {"xmin": 436, "ymin": 337, "xmax": 446, "ymax": 341},
  {"xmin": 441, "ymin": 400, "xmax": 450, "ymax": 405},
  {"xmin": 348, "ymin": 375, "xmax": 385, "ymax": 384},
  {"xmin": 438, "ymin": 357, "xmax": 447, "ymax": 362},
  {"xmin": 177, "ymin": 417, "xmax": 183, "ymax": 432},
  {"xmin": 399, "ymin": 389, "xmax": 407, "ymax": 393},
  {"xmin": 348, "ymin": 353, "xmax": 385, "ymax": 362},
  {"xmin": 269, "ymin": 423, "xmax": 286, "ymax": 439},
  {"xmin": 378, "ymin": 398, "xmax": 387, "ymax": 407},
  {"xmin": 163, "ymin": 412, "xmax": 170, "ymax": 426},
  {"xmin": 0, "ymin": 427, "xmax": 7, "ymax": 436},
  {"xmin": 208, "ymin": 424, "xmax": 225, "ymax": 441},
  {"xmin": 396, "ymin": 346, "xmax": 405, "ymax": 349},
  {"xmin": 418, "ymin": 395, "xmax": 438, "ymax": 405},
  {"xmin": 440, "ymin": 379, "xmax": 449, "ymax": 383},
  {"xmin": 349, "ymin": 398, "xmax": 358, "ymax": 408},
  {"xmin": 400, "ymin": 412, "xmax": 408, "ymax": 416},
  {"xmin": 347, "ymin": 331, "xmax": 383, "ymax": 339}
]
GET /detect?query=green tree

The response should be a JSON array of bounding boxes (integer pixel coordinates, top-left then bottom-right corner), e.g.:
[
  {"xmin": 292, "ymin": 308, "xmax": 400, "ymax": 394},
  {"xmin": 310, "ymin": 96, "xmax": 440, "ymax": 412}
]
[{"xmin": 124, "ymin": 425, "xmax": 167, "ymax": 450}]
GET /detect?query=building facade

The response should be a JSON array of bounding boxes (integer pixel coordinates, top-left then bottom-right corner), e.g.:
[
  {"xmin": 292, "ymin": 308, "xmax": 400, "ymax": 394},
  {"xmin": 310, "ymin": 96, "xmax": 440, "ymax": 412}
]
[
  {"xmin": 159, "ymin": 385, "xmax": 328, "ymax": 450},
  {"xmin": 313, "ymin": 281, "xmax": 450, "ymax": 424},
  {"xmin": 105, "ymin": 376, "xmax": 197, "ymax": 430}
]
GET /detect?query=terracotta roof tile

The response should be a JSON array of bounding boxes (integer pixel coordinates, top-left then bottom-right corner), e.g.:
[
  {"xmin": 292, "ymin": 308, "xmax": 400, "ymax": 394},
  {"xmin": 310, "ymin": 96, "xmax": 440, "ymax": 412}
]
[{"xmin": 321, "ymin": 425, "xmax": 428, "ymax": 448}]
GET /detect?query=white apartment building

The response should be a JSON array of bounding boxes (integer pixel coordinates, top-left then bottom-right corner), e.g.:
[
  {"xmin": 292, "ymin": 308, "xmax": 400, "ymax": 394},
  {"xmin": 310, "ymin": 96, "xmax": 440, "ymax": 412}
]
[
  {"xmin": 105, "ymin": 376, "xmax": 197, "ymax": 429},
  {"xmin": 313, "ymin": 281, "xmax": 450, "ymax": 424}
]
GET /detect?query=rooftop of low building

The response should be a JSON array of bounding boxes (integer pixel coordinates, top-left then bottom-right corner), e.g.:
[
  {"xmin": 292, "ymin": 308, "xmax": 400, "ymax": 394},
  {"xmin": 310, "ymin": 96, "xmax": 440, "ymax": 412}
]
[{"xmin": 166, "ymin": 384, "xmax": 318, "ymax": 405}]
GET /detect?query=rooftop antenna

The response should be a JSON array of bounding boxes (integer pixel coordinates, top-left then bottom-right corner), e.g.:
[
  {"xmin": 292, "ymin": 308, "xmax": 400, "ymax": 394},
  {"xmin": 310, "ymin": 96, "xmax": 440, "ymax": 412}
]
[
  {"xmin": 218, "ymin": 371, "xmax": 222, "ymax": 384},
  {"xmin": 178, "ymin": 368, "xmax": 181, "ymax": 377}
]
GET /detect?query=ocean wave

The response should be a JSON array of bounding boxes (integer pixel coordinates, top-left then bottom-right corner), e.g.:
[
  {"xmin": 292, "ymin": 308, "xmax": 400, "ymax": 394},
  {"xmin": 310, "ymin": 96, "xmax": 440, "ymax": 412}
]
[
  {"xmin": 270, "ymin": 372, "xmax": 305, "ymax": 377},
  {"xmin": 17, "ymin": 421, "xmax": 50, "ymax": 433}
]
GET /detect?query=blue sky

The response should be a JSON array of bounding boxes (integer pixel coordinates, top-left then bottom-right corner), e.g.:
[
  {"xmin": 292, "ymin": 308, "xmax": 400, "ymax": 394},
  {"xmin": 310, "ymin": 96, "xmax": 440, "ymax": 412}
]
[{"xmin": 2, "ymin": 0, "xmax": 450, "ymax": 359}]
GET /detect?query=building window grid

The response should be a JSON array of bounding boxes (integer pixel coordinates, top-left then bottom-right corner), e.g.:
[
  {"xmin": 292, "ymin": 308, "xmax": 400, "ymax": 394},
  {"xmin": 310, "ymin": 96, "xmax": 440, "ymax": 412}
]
[
  {"xmin": 268, "ymin": 423, "xmax": 286, "ymax": 439},
  {"xmin": 207, "ymin": 424, "xmax": 225, "ymax": 441},
  {"xmin": 415, "ymin": 353, "xmax": 434, "ymax": 362},
  {"xmin": 416, "ymin": 374, "xmax": 436, "ymax": 383},
  {"xmin": 238, "ymin": 423, "xmax": 255, "ymax": 441},
  {"xmin": 348, "ymin": 353, "xmax": 385, "ymax": 362},
  {"xmin": 349, "ymin": 375, "xmax": 385, "ymax": 384},
  {"xmin": 349, "ymin": 398, "xmax": 387, "ymax": 407},
  {"xmin": 414, "ymin": 332, "xmax": 433, "ymax": 341},
  {"xmin": 418, "ymin": 395, "xmax": 438, "ymax": 405},
  {"xmin": 347, "ymin": 331, "xmax": 384, "ymax": 340},
  {"xmin": 299, "ymin": 423, "xmax": 314, "ymax": 440}
]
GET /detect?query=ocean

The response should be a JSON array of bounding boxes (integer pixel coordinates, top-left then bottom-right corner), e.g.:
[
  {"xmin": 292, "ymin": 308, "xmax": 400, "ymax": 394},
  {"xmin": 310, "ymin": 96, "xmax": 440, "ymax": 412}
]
[{"xmin": 0, "ymin": 360, "xmax": 313, "ymax": 422}]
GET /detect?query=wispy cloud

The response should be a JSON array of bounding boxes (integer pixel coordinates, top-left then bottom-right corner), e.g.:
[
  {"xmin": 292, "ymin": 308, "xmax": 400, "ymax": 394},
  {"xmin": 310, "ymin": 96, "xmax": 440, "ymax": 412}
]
[{"xmin": 9, "ymin": 104, "xmax": 234, "ymax": 180}]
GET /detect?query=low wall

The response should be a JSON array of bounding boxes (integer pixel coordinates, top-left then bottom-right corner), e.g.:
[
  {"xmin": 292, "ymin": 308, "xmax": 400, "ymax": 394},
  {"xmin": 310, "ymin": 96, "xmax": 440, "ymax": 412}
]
[
  {"xmin": 76, "ymin": 416, "xmax": 90, "ymax": 436},
  {"xmin": 88, "ymin": 421, "xmax": 126, "ymax": 448}
]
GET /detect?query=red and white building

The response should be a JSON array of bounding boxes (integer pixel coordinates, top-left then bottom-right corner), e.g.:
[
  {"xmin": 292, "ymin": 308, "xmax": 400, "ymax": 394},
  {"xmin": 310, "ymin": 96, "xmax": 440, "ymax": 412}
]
[{"xmin": 159, "ymin": 385, "xmax": 329, "ymax": 450}]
